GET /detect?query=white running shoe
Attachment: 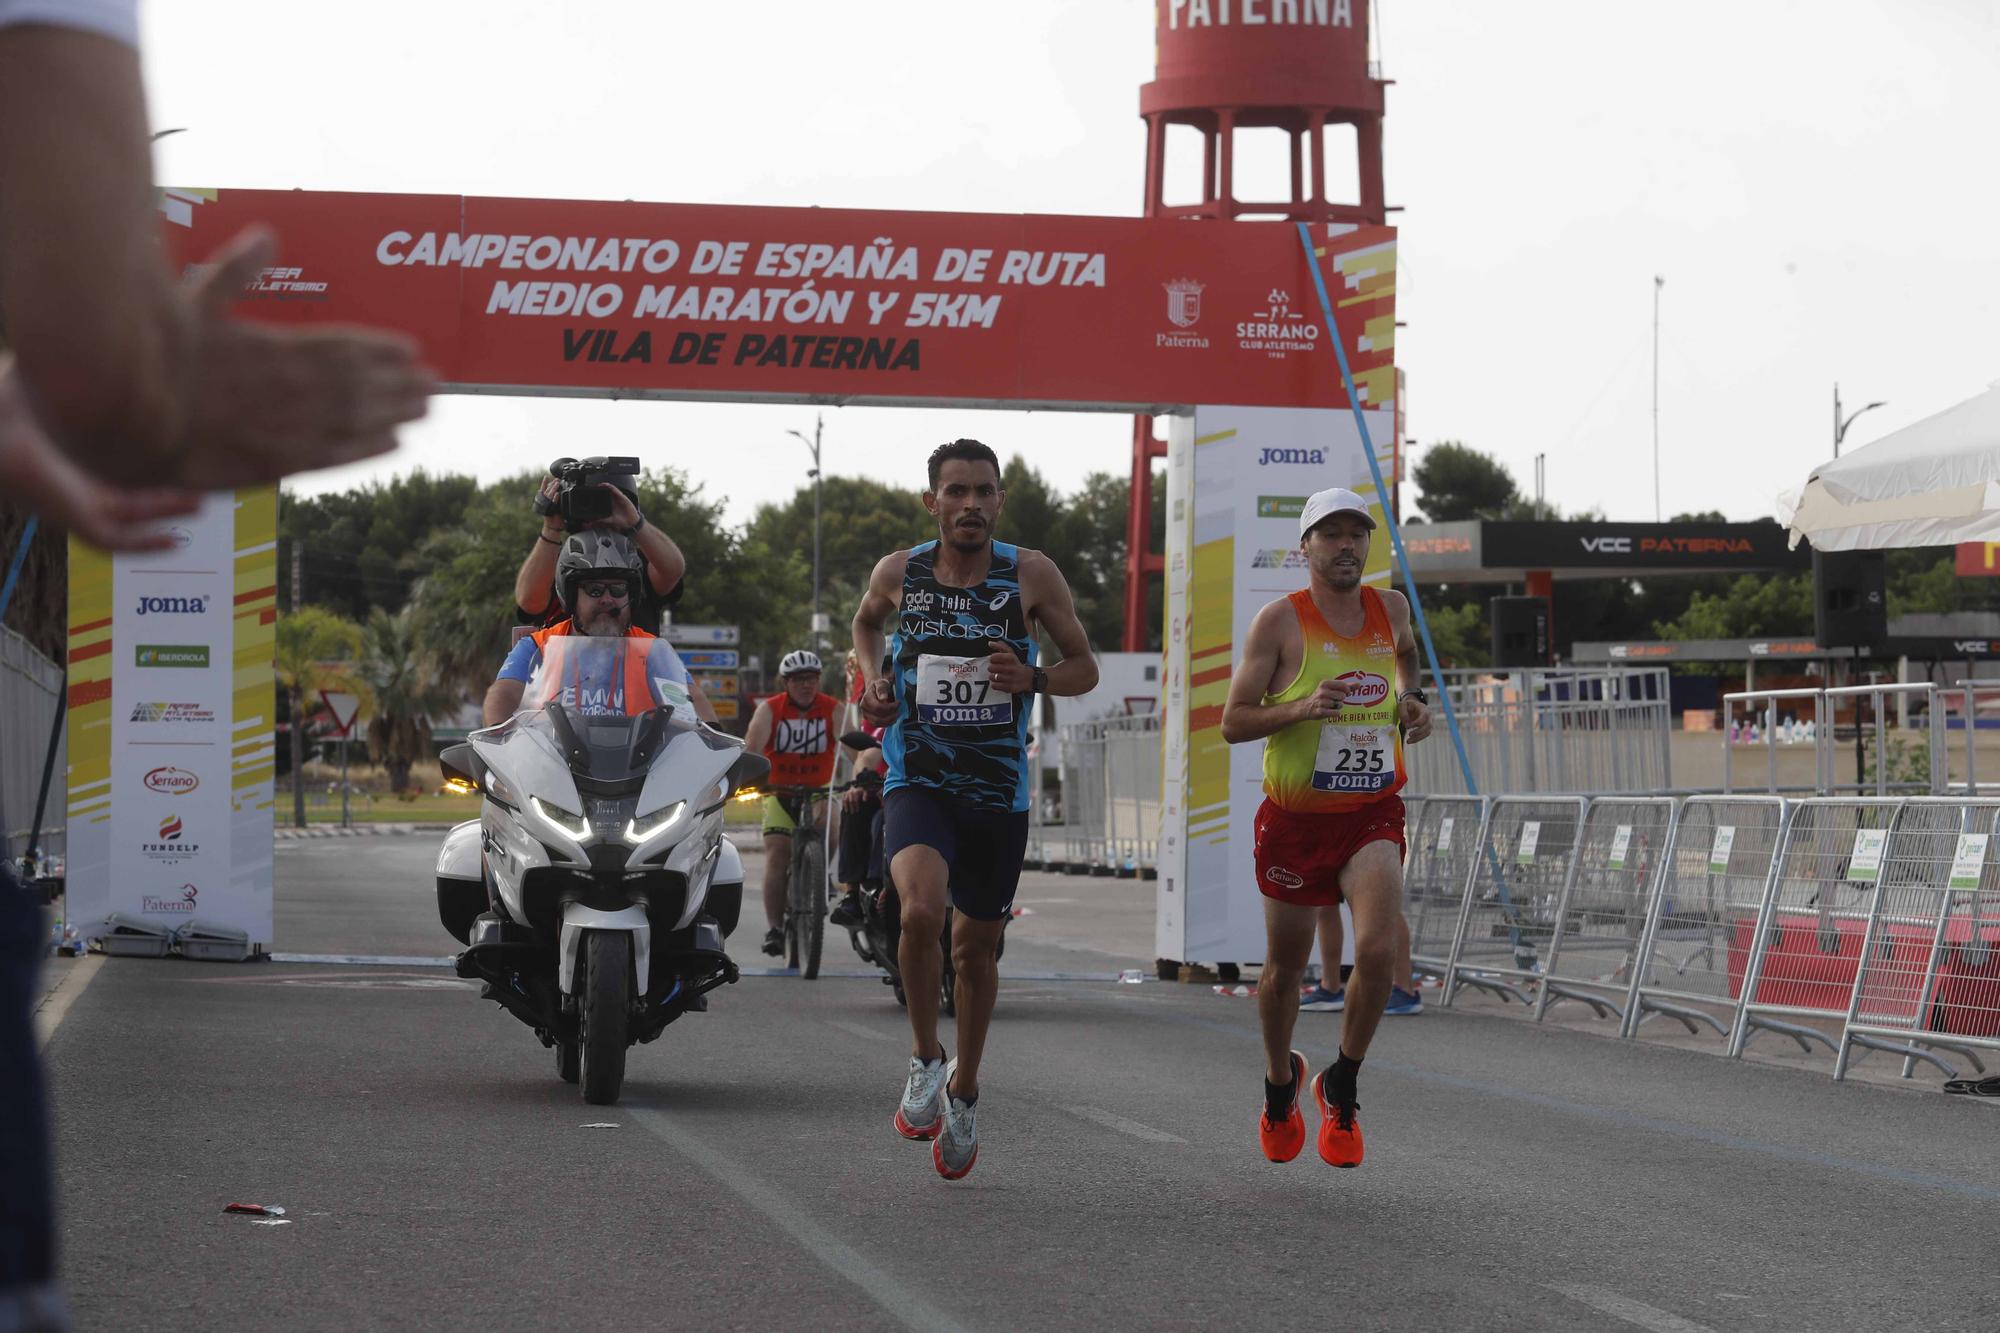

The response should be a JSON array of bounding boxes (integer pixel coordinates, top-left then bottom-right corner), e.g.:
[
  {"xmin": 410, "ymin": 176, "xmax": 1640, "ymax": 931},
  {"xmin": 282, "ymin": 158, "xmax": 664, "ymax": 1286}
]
[
  {"xmin": 893, "ymin": 1050, "xmax": 949, "ymax": 1140},
  {"xmin": 933, "ymin": 1070, "xmax": 979, "ymax": 1180}
]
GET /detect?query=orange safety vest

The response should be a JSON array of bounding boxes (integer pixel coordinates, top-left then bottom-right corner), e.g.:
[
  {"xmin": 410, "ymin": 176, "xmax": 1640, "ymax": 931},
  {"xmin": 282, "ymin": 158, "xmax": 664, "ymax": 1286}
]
[
  {"xmin": 763, "ymin": 691, "xmax": 840, "ymax": 788},
  {"xmin": 528, "ymin": 620, "xmax": 658, "ymax": 716}
]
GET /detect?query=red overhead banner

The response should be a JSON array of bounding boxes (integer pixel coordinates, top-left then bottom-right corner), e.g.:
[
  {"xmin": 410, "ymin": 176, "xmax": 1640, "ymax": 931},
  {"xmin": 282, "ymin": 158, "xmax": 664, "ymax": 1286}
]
[
  {"xmin": 158, "ymin": 189, "xmax": 1396, "ymax": 412},
  {"xmin": 1957, "ymin": 543, "xmax": 2000, "ymax": 577}
]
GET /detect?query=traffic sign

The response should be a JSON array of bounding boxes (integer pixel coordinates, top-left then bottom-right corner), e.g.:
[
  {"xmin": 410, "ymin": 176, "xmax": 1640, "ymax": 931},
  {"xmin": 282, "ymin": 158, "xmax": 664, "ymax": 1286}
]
[
  {"xmin": 662, "ymin": 623, "xmax": 739, "ymax": 646},
  {"xmin": 694, "ymin": 671, "xmax": 739, "ymax": 698},
  {"xmin": 320, "ymin": 690, "xmax": 363, "ymax": 738},
  {"xmin": 707, "ymin": 698, "xmax": 740, "ymax": 720},
  {"xmin": 681, "ymin": 649, "xmax": 740, "ymax": 669}
]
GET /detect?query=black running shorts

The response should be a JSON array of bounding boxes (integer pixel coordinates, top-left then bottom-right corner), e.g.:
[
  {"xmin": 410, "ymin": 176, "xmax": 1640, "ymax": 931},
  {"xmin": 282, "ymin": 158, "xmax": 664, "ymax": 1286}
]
[{"xmin": 881, "ymin": 785, "xmax": 1029, "ymax": 922}]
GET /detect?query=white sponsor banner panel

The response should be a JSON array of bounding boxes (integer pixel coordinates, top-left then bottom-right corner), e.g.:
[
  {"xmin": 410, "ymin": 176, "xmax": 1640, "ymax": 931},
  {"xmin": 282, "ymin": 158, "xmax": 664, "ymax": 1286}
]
[
  {"xmin": 1158, "ymin": 403, "xmax": 1395, "ymax": 966},
  {"xmin": 67, "ymin": 492, "xmax": 275, "ymax": 948}
]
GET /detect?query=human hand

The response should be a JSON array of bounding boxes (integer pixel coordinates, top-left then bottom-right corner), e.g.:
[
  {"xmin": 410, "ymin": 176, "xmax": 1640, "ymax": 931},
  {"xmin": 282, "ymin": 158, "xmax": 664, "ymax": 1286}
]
[
  {"xmin": 590, "ymin": 484, "xmax": 641, "ymax": 531},
  {"xmin": 169, "ymin": 227, "xmax": 434, "ymax": 487},
  {"xmin": 1399, "ymin": 693, "xmax": 1432, "ymax": 744},
  {"xmin": 535, "ymin": 477, "xmax": 564, "ymax": 532},
  {"xmin": 1, "ymin": 363, "xmax": 201, "ymax": 551},
  {"xmin": 985, "ymin": 640, "xmax": 1032, "ymax": 693},
  {"xmin": 860, "ymin": 676, "xmax": 897, "ymax": 726},
  {"xmin": 1298, "ymin": 678, "xmax": 1351, "ymax": 723}
]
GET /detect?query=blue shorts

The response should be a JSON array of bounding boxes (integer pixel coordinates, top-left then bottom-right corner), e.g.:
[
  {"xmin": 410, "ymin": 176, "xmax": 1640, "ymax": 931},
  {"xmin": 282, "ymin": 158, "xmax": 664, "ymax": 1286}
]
[{"xmin": 882, "ymin": 786, "xmax": 1029, "ymax": 922}]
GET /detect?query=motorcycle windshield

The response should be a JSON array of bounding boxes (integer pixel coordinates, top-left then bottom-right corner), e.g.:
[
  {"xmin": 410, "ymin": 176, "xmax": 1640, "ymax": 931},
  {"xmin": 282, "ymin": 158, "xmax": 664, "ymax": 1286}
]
[{"xmin": 511, "ymin": 635, "xmax": 715, "ymax": 792}]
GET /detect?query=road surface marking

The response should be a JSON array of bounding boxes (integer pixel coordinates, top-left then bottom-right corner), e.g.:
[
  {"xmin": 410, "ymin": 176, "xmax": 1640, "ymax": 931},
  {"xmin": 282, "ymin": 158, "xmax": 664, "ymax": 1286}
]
[
  {"xmin": 270, "ymin": 952, "xmax": 455, "ymax": 967},
  {"xmin": 825, "ymin": 1018, "xmax": 892, "ymax": 1043},
  {"xmin": 34, "ymin": 955, "xmax": 104, "ymax": 1053},
  {"xmin": 1063, "ymin": 1105, "xmax": 1187, "ymax": 1144},
  {"xmin": 629, "ymin": 1107, "xmax": 972, "ymax": 1333},
  {"xmin": 1551, "ymin": 1285, "xmax": 1716, "ymax": 1333}
]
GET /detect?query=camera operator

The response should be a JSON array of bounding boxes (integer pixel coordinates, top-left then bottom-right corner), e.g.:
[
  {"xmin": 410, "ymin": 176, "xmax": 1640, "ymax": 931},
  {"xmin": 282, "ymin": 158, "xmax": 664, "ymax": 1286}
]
[{"xmin": 515, "ymin": 459, "xmax": 685, "ymax": 635}]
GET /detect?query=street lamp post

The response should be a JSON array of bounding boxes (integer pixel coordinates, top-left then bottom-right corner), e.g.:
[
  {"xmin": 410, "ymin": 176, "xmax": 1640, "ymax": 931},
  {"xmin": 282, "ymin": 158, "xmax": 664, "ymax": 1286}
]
[
  {"xmin": 1833, "ymin": 383, "xmax": 1886, "ymax": 458},
  {"xmin": 786, "ymin": 415, "xmax": 824, "ymax": 652}
]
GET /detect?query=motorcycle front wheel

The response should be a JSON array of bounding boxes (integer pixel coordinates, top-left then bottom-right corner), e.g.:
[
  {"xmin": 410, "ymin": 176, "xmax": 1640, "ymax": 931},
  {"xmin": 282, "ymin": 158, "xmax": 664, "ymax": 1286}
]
[{"xmin": 579, "ymin": 930, "xmax": 631, "ymax": 1106}]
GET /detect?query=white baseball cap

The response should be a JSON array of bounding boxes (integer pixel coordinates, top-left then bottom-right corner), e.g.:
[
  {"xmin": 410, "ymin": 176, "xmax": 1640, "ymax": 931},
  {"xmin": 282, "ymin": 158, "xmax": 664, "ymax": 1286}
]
[{"xmin": 1298, "ymin": 486, "xmax": 1377, "ymax": 537}]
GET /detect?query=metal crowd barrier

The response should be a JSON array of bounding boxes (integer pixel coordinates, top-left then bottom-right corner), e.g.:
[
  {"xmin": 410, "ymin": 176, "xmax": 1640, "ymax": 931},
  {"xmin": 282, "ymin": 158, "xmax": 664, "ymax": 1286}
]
[
  {"xmin": 1623, "ymin": 795, "xmax": 1789, "ymax": 1041},
  {"xmin": 1402, "ymin": 789, "xmax": 2000, "ymax": 1089},
  {"xmin": 1532, "ymin": 796, "xmax": 1678, "ymax": 1024},
  {"xmin": 1404, "ymin": 667, "xmax": 1673, "ymax": 799},
  {"xmin": 1035, "ymin": 714, "xmax": 1160, "ymax": 876},
  {"xmin": 1403, "ymin": 795, "xmax": 1486, "ymax": 982},
  {"xmin": 1723, "ymin": 682, "xmax": 1948, "ymax": 798},
  {"xmin": 1832, "ymin": 798, "xmax": 2000, "ymax": 1082},
  {"xmin": 1441, "ymin": 796, "xmax": 1588, "ymax": 1009}
]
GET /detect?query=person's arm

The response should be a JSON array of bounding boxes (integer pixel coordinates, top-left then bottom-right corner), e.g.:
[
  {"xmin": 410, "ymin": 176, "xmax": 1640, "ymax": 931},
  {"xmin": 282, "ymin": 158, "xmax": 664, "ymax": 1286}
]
[
  {"xmin": 0, "ymin": 25, "xmax": 431, "ymax": 486},
  {"xmin": 593, "ymin": 486, "xmax": 686, "ymax": 598},
  {"xmin": 1220, "ymin": 600, "xmax": 1344, "ymax": 744},
  {"xmin": 987, "ymin": 549, "xmax": 1099, "ymax": 698},
  {"xmin": 685, "ymin": 673, "xmax": 720, "ymax": 727},
  {"xmin": 852, "ymin": 552, "xmax": 907, "ymax": 726},
  {"xmin": 741, "ymin": 698, "xmax": 775, "ymax": 757},
  {"xmin": 1383, "ymin": 590, "xmax": 1434, "ymax": 744},
  {"xmin": 0, "ymin": 359, "xmax": 201, "ymax": 551},
  {"xmin": 515, "ymin": 480, "xmax": 566, "ymax": 616},
  {"xmin": 482, "ymin": 678, "xmax": 525, "ymax": 727}
]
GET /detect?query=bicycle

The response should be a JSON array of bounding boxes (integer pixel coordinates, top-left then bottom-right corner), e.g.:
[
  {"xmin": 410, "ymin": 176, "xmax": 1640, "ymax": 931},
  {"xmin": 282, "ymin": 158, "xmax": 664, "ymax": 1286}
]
[{"xmin": 761, "ymin": 783, "xmax": 835, "ymax": 980}]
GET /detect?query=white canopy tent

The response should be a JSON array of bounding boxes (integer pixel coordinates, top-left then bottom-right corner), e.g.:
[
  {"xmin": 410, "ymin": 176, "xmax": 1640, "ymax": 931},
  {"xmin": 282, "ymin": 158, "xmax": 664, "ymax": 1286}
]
[{"xmin": 1781, "ymin": 380, "xmax": 2000, "ymax": 550}]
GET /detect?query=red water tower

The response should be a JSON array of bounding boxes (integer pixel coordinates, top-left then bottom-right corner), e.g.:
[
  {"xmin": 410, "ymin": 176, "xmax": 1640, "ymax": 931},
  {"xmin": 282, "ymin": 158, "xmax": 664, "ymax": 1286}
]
[{"xmin": 1123, "ymin": 0, "xmax": 1388, "ymax": 650}]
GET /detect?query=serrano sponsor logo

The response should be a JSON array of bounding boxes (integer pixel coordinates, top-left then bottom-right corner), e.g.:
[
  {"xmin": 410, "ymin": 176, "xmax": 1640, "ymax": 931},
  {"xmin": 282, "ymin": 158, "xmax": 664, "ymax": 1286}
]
[
  {"xmin": 136, "ymin": 644, "xmax": 209, "ymax": 668},
  {"xmin": 144, "ymin": 766, "xmax": 200, "ymax": 794},
  {"xmin": 1265, "ymin": 866, "xmax": 1305, "ymax": 890},
  {"xmin": 1336, "ymin": 671, "xmax": 1391, "ymax": 706},
  {"xmin": 1236, "ymin": 290, "xmax": 1319, "ymax": 357},
  {"xmin": 162, "ymin": 526, "xmax": 194, "ymax": 550}
]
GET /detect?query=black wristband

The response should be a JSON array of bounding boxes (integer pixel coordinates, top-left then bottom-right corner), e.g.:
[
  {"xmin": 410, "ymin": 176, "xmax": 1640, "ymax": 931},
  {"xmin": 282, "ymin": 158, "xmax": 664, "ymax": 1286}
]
[
  {"xmin": 538, "ymin": 531, "xmax": 563, "ymax": 546},
  {"xmin": 624, "ymin": 515, "xmax": 647, "ymax": 538},
  {"xmin": 1031, "ymin": 666, "xmax": 1048, "ymax": 694}
]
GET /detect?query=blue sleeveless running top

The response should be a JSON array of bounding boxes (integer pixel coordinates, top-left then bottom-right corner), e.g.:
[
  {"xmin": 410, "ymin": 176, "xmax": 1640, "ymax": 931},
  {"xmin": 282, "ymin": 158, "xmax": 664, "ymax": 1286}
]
[{"xmin": 882, "ymin": 540, "xmax": 1038, "ymax": 813}]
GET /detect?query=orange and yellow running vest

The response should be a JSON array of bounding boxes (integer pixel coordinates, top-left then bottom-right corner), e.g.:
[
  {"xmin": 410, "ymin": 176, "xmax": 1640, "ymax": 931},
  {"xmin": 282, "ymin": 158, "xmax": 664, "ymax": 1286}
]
[{"xmin": 1260, "ymin": 586, "xmax": 1406, "ymax": 814}]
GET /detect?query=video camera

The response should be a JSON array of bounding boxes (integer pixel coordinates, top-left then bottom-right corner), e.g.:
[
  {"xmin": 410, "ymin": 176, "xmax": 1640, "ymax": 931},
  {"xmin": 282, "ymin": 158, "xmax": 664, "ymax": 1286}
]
[{"xmin": 535, "ymin": 456, "xmax": 643, "ymax": 529}]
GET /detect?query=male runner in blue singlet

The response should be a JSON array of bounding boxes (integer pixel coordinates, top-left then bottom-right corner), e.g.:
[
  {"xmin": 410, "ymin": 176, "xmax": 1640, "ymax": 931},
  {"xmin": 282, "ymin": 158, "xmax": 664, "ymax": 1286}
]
[{"xmin": 852, "ymin": 439, "xmax": 1098, "ymax": 1180}]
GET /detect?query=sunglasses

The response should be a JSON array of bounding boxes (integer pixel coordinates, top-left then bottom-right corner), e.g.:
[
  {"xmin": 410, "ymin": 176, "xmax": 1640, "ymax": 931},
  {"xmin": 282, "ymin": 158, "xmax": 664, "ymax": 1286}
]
[{"xmin": 578, "ymin": 581, "xmax": 631, "ymax": 601}]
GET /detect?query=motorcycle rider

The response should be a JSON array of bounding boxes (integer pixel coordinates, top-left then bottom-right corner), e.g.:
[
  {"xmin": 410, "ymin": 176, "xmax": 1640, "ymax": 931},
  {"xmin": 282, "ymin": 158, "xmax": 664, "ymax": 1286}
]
[
  {"xmin": 482, "ymin": 531, "xmax": 718, "ymax": 726},
  {"xmin": 740, "ymin": 649, "xmax": 843, "ymax": 957}
]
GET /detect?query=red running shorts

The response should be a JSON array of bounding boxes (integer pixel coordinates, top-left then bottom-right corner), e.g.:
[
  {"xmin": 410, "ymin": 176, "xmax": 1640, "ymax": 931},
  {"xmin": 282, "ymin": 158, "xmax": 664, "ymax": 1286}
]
[{"xmin": 1253, "ymin": 795, "xmax": 1407, "ymax": 907}]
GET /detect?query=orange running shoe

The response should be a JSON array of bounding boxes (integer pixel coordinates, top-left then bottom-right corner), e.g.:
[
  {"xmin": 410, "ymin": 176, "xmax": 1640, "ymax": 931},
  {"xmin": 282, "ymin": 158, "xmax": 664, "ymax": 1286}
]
[
  {"xmin": 1257, "ymin": 1051, "xmax": 1308, "ymax": 1163},
  {"xmin": 1312, "ymin": 1068, "xmax": 1364, "ymax": 1168}
]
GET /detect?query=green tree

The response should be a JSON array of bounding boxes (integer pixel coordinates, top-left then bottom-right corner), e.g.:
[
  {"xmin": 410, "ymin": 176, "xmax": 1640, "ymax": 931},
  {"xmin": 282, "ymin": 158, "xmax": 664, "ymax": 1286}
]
[
  {"xmin": 279, "ymin": 469, "xmax": 481, "ymax": 618},
  {"xmin": 359, "ymin": 606, "xmax": 459, "ymax": 794},
  {"xmin": 1653, "ymin": 572, "xmax": 1816, "ymax": 640},
  {"xmin": 274, "ymin": 606, "xmax": 367, "ymax": 827},
  {"xmin": 1410, "ymin": 442, "xmax": 1519, "ymax": 522}
]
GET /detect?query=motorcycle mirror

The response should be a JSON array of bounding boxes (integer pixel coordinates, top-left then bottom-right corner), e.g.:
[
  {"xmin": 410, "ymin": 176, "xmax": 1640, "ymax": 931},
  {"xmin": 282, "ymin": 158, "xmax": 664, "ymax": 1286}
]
[
  {"xmin": 838, "ymin": 730, "xmax": 878, "ymax": 752},
  {"xmin": 439, "ymin": 742, "xmax": 482, "ymax": 795},
  {"xmin": 727, "ymin": 750, "xmax": 772, "ymax": 795}
]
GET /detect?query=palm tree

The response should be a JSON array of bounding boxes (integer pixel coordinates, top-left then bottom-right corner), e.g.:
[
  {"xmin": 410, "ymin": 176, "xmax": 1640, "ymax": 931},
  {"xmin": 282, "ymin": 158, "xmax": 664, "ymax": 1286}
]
[
  {"xmin": 274, "ymin": 606, "xmax": 368, "ymax": 827},
  {"xmin": 359, "ymin": 606, "xmax": 460, "ymax": 794}
]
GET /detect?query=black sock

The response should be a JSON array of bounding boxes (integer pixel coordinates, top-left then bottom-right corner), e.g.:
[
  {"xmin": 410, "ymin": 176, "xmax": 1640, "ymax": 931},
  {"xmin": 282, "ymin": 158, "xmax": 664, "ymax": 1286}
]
[
  {"xmin": 1329, "ymin": 1049, "xmax": 1362, "ymax": 1104},
  {"xmin": 1264, "ymin": 1071, "xmax": 1297, "ymax": 1117}
]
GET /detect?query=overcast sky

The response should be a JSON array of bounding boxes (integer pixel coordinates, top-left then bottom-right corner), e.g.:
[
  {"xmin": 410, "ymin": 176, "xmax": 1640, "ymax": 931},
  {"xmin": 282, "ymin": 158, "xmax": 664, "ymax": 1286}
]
[{"xmin": 142, "ymin": 1, "xmax": 1999, "ymax": 529}]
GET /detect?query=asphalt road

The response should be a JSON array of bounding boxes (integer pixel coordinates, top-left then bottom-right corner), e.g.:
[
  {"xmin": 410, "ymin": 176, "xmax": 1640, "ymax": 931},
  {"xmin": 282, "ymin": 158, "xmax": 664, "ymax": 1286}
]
[{"xmin": 38, "ymin": 834, "xmax": 2000, "ymax": 1331}]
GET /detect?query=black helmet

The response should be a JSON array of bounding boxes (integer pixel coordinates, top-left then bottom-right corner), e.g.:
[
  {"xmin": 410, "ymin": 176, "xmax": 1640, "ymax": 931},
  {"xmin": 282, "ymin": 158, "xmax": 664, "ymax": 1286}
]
[{"xmin": 555, "ymin": 531, "xmax": 643, "ymax": 612}]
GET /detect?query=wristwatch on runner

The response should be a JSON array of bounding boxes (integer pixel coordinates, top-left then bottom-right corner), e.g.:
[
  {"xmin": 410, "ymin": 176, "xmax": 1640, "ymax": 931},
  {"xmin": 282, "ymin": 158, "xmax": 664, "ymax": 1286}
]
[
  {"xmin": 1398, "ymin": 689, "xmax": 1428, "ymax": 705},
  {"xmin": 1030, "ymin": 666, "xmax": 1048, "ymax": 695}
]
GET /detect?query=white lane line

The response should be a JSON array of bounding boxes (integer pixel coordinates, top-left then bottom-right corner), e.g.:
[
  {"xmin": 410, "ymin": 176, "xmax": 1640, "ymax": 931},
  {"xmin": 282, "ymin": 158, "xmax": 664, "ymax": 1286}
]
[
  {"xmin": 1550, "ymin": 1285, "xmax": 1717, "ymax": 1333},
  {"xmin": 825, "ymin": 1018, "xmax": 893, "ymax": 1043},
  {"xmin": 1062, "ymin": 1104, "xmax": 1187, "ymax": 1145},
  {"xmin": 628, "ymin": 1107, "xmax": 972, "ymax": 1333},
  {"xmin": 34, "ymin": 955, "xmax": 105, "ymax": 1053},
  {"xmin": 268, "ymin": 953, "xmax": 455, "ymax": 967}
]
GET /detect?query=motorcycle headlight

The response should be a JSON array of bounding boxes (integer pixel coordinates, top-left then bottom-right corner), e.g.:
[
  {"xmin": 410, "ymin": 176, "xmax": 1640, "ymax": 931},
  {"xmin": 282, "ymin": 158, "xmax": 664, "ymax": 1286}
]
[
  {"xmin": 529, "ymin": 795, "xmax": 591, "ymax": 841},
  {"xmin": 624, "ymin": 800, "xmax": 687, "ymax": 845}
]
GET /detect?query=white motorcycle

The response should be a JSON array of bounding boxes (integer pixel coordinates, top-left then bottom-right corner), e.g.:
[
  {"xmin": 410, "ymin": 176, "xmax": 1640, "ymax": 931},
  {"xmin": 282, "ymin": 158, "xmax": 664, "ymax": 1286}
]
[{"xmin": 434, "ymin": 635, "xmax": 767, "ymax": 1104}]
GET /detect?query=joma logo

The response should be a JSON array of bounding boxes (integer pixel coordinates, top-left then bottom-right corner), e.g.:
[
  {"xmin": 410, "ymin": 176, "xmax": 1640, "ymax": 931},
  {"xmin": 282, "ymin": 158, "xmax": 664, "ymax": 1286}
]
[{"xmin": 1257, "ymin": 448, "xmax": 1326, "ymax": 466}]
